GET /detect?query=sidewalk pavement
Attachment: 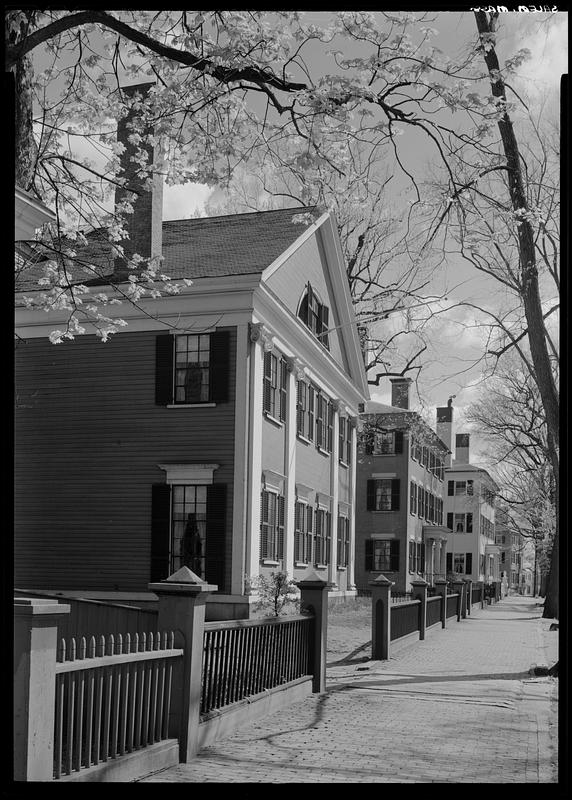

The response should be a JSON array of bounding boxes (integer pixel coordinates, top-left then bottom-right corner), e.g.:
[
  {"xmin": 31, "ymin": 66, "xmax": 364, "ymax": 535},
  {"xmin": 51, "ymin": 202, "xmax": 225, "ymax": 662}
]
[{"xmin": 137, "ymin": 595, "xmax": 559, "ymax": 784}]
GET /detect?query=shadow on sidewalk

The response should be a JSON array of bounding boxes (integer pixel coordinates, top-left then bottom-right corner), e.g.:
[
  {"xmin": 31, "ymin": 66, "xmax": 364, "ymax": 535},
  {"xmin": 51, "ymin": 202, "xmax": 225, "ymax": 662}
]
[{"xmin": 328, "ymin": 669, "xmax": 535, "ymax": 691}]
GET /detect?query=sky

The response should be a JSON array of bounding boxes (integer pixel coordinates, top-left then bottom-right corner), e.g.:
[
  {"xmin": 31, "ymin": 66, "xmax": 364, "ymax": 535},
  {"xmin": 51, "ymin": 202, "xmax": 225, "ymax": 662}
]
[{"xmin": 158, "ymin": 10, "xmax": 566, "ymax": 468}]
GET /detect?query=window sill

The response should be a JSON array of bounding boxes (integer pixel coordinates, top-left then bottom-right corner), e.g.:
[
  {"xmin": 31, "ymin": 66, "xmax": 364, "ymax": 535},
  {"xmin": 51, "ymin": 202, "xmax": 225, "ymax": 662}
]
[
  {"xmin": 316, "ymin": 446, "xmax": 331, "ymax": 457},
  {"xmin": 261, "ymin": 559, "xmax": 280, "ymax": 566},
  {"xmin": 296, "ymin": 433, "xmax": 313, "ymax": 446},
  {"xmin": 263, "ymin": 412, "xmax": 284, "ymax": 428},
  {"xmin": 314, "ymin": 564, "xmax": 328, "ymax": 570},
  {"xmin": 370, "ymin": 510, "xmax": 397, "ymax": 514},
  {"xmin": 167, "ymin": 402, "xmax": 216, "ymax": 408},
  {"xmin": 339, "ymin": 460, "xmax": 349, "ymax": 469},
  {"xmin": 294, "ymin": 561, "xmax": 309, "ymax": 568},
  {"xmin": 337, "ymin": 566, "xmax": 347, "ymax": 572}
]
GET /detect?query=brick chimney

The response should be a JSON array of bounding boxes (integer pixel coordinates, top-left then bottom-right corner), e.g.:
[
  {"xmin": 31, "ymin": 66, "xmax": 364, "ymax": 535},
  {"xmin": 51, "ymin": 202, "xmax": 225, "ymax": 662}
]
[
  {"xmin": 390, "ymin": 377, "xmax": 412, "ymax": 410},
  {"xmin": 455, "ymin": 433, "xmax": 470, "ymax": 464},
  {"xmin": 113, "ymin": 82, "xmax": 163, "ymax": 276},
  {"xmin": 436, "ymin": 398, "xmax": 454, "ymax": 467}
]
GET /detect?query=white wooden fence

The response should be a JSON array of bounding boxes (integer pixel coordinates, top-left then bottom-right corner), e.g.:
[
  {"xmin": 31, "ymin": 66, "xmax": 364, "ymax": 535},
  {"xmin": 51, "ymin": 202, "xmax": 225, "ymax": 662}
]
[{"xmin": 54, "ymin": 632, "xmax": 182, "ymax": 779}]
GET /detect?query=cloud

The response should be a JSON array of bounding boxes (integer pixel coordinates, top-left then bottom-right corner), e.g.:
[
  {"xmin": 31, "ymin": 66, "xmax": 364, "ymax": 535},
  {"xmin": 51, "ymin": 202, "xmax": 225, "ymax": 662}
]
[
  {"xmin": 504, "ymin": 11, "xmax": 568, "ymax": 98},
  {"xmin": 163, "ymin": 184, "xmax": 214, "ymax": 220}
]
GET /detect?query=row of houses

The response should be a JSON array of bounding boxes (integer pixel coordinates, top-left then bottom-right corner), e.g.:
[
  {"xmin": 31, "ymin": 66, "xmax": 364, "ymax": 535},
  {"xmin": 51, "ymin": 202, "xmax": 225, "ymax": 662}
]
[{"xmin": 14, "ymin": 83, "xmax": 503, "ymax": 621}]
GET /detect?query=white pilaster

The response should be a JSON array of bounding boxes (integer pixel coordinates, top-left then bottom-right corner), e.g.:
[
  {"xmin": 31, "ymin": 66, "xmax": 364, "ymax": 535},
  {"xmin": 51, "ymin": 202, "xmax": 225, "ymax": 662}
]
[
  {"xmin": 347, "ymin": 420, "xmax": 357, "ymax": 590},
  {"xmin": 283, "ymin": 358, "xmax": 301, "ymax": 577},
  {"xmin": 244, "ymin": 323, "xmax": 272, "ymax": 582},
  {"xmin": 231, "ymin": 323, "xmax": 250, "ymax": 594},
  {"xmin": 328, "ymin": 401, "xmax": 340, "ymax": 587}
]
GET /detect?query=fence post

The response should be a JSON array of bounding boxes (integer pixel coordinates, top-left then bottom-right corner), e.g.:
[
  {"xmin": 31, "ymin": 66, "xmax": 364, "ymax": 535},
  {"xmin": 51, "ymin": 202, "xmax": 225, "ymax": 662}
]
[
  {"xmin": 478, "ymin": 580, "xmax": 485, "ymax": 609},
  {"xmin": 14, "ymin": 596, "xmax": 70, "ymax": 781},
  {"xmin": 295, "ymin": 571, "xmax": 329, "ymax": 693},
  {"xmin": 149, "ymin": 566, "xmax": 217, "ymax": 763},
  {"xmin": 464, "ymin": 578, "xmax": 473, "ymax": 616},
  {"xmin": 453, "ymin": 579, "xmax": 466, "ymax": 621},
  {"xmin": 370, "ymin": 574, "xmax": 394, "ymax": 661},
  {"xmin": 434, "ymin": 578, "xmax": 447, "ymax": 629},
  {"xmin": 410, "ymin": 578, "xmax": 428, "ymax": 640}
]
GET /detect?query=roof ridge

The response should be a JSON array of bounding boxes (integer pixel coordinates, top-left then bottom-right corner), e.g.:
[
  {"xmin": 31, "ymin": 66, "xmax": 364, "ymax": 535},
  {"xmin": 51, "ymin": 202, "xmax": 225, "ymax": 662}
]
[{"xmin": 162, "ymin": 205, "xmax": 319, "ymax": 225}]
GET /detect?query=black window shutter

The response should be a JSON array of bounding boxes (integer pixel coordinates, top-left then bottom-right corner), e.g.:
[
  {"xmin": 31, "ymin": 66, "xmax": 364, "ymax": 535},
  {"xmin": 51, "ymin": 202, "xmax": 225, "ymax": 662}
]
[
  {"xmin": 394, "ymin": 431, "xmax": 403, "ymax": 454},
  {"xmin": 448, "ymin": 480, "xmax": 454, "ymax": 496},
  {"xmin": 420, "ymin": 542, "xmax": 425, "ymax": 573},
  {"xmin": 263, "ymin": 351, "xmax": 272, "ymax": 414},
  {"xmin": 278, "ymin": 495, "xmax": 285, "ymax": 558},
  {"xmin": 390, "ymin": 540, "xmax": 400, "ymax": 572},
  {"xmin": 206, "ymin": 484, "xmax": 227, "ymax": 592},
  {"xmin": 308, "ymin": 386, "xmax": 314, "ymax": 440},
  {"xmin": 446, "ymin": 552, "xmax": 452, "ymax": 573},
  {"xmin": 209, "ymin": 330, "xmax": 230, "ymax": 404},
  {"xmin": 366, "ymin": 480, "xmax": 376, "ymax": 511},
  {"xmin": 151, "ymin": 483, "xmax": 171, "ymax": 582},
  {"xmin": 447, "ymin": 512, "xmax": 454, "ymax": 530},
  {"xmin": 279, "ymin": 359, "xmax": 287, "ymax": 422},
  {"xmin": 467, "ymin": 513, "xmax": 473, "ymax": 533},
  {"xmin": 465, "ymin": 552, "xmax": 473, "ymax": 575},
  {"xmin": 319, "ymin": 304, "xmax": 330, "ymax": 348},
  {"xmin": 155, "ymin": 335, "xmax": 174, "ymax": 405},
  {"xmin": 391, "ymin": 479, "xmax": 400, "ymax": 511},
  {"xmin": 260, "ymin": 491, "xmax": 269, "ymax": 560},
  {"xmin": 296, "ymin": 381, "xmax": 304, "ymax": 434},
  {"xmin": 365, "ymin": 539, "xmax": 374, "ymax": 571}
]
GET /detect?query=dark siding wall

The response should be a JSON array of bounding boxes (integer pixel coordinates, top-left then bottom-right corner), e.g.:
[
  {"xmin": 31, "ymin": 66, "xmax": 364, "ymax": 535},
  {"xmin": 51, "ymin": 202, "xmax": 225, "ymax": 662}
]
[{"xmin": 14, "ymin": 329, "xmax": 236, "ymax": 592}]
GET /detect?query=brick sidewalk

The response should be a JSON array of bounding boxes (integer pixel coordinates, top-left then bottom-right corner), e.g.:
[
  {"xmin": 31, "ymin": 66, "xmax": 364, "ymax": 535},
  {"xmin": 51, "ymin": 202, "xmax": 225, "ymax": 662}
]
[{"xmin": 137, "ymin": 595, "xmax": 559, "ymax": 784}]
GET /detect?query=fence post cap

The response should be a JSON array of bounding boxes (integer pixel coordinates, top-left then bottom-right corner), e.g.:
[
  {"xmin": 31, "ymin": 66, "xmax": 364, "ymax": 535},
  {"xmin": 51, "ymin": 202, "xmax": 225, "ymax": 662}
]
[
  {"xmin": 148, "ymin": 566, "xmax": 217, "ymax": 594},
  {"xmin": 434, "ymin": 578, "xmax": 448, "ymax": 585},
  {"xmin": 294, "ymin": 570, "xmax": 330, "ymax": 589},
  {"xmin": 14, "ymin": 597, "xmax": 71, "ymax": 616},
  {"xmin": 410, "ymin": 578, "xmax": 429, "ymax": 587},
  {"xmin": 369, "ymin": 574, "xmax": 394, "ymax": 587}
]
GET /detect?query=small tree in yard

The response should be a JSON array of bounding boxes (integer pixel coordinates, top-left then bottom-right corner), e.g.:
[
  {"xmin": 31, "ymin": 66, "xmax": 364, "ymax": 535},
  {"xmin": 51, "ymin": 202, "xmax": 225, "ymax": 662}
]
[{"xmin": 246, "ymin": 571, "xmax": 300, "ymax": 617}]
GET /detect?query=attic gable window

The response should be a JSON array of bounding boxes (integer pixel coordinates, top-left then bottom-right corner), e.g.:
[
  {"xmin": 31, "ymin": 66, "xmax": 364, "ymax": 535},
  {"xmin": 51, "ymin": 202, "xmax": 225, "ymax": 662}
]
[{"xmin": 298, "ymin": 282, "xmax": 330, "ymax": 350}]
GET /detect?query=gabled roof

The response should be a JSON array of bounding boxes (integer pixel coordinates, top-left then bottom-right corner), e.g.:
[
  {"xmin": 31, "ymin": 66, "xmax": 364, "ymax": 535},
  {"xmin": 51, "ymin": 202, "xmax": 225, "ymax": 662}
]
[{"xmin": 16, "ymin": 207, "xmax": 321, "ymax": 290}]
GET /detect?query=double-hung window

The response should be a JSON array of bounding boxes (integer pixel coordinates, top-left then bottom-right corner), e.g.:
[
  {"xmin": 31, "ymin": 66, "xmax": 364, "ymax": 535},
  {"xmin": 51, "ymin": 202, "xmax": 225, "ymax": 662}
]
[
  {"xmin": 339, "ymin": 416, "xmax": 352, "ymax": 465},
  {"xmin": 294, "ymin": 500, "xmax": 313, "ymax": 564},
  {"xmin": 260, "ymin": 490, "xmax": 285, "ymax": 561},
  {"xmin": 298, "ymin": 282, "xmax": 330, "ymax": 350},
  {"xmin": 314, "ymin": 507, "xmax": 331, "ymax": 565},
  {"xmin": 365, "ymin": 430, "xmax": 403, "ymax": 455},
  {"xmin": 155, "ymin": 330, "xmax": 230, "ymax": 405},
  {"xmin": 410, "ymin": 481, "xmax": 417, "ymax": 515},
  {"xmin": 446, "ymin": 512, "xmax": 473, "ymax": 533},
  {"xmin": 366, "ymin": 479, "xmax": 400, "ymax": 511},
  {"xmin": 365, "ymin": 539, "xmax": 399, "ymax": 572},
  {"xmin": 263, "ymin": 351, "xmax": 287, "ymax": 422},
  {"xmin": 315, "ymin": 393, "xmax": 333, "ymax": 453},
  {"xmin": 151, "ymin": 479, "xmax": 226, "ymax": 589}
]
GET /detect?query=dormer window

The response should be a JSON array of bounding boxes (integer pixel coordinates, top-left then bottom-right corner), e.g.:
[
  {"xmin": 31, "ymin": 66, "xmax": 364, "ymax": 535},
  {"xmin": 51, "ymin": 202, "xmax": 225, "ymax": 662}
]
[{"xmin": 298, "ymin": 282, "xmax": 330, "ymax": 349}]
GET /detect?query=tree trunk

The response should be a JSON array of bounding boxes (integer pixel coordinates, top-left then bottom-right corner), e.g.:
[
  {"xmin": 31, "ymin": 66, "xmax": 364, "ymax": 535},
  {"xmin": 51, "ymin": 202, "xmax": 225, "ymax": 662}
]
[
  {"xmin": 12, "ymin": 53, "xmax": 38, "ymax": 191},
  {"xmin": 474, "ymin": 11, "xmax": 559, "ymax": 620}
]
